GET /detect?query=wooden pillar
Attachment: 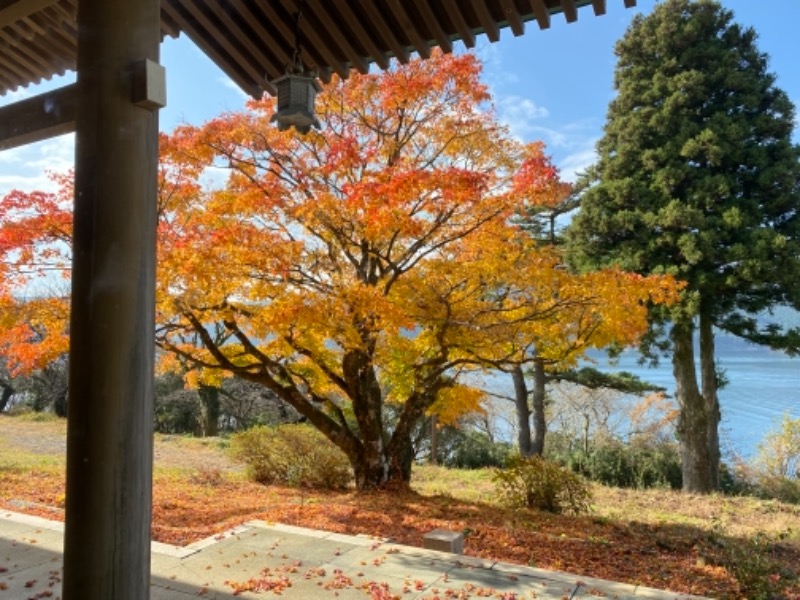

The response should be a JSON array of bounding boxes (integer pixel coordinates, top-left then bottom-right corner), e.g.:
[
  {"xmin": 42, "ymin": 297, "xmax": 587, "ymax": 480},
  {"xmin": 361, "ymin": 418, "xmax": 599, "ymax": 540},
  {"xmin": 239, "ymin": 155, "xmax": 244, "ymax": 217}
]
[{"xmin": 62, "ymin": 0, "xmax": 161, "ymax": 597}]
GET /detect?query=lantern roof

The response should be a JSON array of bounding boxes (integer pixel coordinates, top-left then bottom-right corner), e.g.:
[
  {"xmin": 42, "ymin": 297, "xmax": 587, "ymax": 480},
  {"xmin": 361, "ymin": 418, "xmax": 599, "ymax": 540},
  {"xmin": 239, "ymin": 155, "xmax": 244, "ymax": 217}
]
[{"xmin": 0, "ymin": 0, "xmax": 636, "ymax": 99}]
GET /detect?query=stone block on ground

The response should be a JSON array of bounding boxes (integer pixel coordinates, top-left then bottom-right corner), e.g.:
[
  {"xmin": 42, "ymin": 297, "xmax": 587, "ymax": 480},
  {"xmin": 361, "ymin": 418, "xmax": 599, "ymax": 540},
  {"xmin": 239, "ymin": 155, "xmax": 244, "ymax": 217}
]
[{"xmin": 423, "ymin": 529, "xmax": 464, "ymax": 554}]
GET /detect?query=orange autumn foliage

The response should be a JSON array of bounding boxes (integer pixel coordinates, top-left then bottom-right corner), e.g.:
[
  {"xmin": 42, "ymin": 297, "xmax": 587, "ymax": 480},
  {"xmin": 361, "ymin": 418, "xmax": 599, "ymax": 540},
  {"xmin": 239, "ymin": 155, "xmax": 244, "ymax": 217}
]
[
  {"xmin": 0, "ymin": 51, "xmax": 683, "ymax": 488},
  {"xmin": 0, "ymin": 175, "xmax": 72, "ymax": 374}
]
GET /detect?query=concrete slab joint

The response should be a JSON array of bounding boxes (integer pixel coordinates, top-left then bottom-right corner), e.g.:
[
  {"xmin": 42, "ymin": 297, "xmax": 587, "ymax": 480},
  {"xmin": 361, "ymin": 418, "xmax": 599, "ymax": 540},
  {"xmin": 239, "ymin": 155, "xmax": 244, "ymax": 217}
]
[{"xmin": 423, "ymin": 528, "xmax": 464, "ymax": 554}]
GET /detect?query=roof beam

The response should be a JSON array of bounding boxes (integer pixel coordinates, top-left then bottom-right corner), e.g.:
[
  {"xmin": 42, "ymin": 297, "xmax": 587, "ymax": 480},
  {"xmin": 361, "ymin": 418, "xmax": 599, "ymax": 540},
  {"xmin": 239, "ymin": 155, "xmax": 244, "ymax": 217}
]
[
  {"xmin": 441, "ymin": 0, "xmax": 475, "ymax": 48},
  {"xmin": 0, "ymin": 81, "xmax": 75, "ymax": 150},
  {"xmin": 226, "ymin": 0, "xmax": 294, "ymax": 75},
  {"xmin": 561, "ymin": 0, "xmax": 579, "ymax": 23},
  {"xmin": 0, "ymin": 0, "xmax": 640, "ymax": 101},
  {"xmin": 527, "ymin": 0, "xmax": 551, "ymax": 30},
  {"xmin": 472, "ymin": 0, "xmax": 500, "ymax": 43},
  {"xmin": 243, "ymin": 0, "xmax": 332, "ymax": 82},
  {"xmin": 307, "ymin": 0, "xmax": 370, "ymax": 73},
  {"xmin": 161, "ymin": 1, "xmax": 263, "ymax": 98},
  {"xmin": 386, "ymin": 0, "xmax": 431, "ymax": 59},
  {"xmin": 591, "ymin": 0, "xmax": 607, "ymax": 16},
  {"xmin": 276, "ymin": 0, "xmax": 349, "ymax": 78},
  {"xmin": 499, "ymin": 0, "xmax": 525, "ymax": 37},
  {"xmin": 330, "ymin": 0, "xmax": 390, "ymax": 70},
  {"xmin": 410, "ymin": 0, "xmax": 452, "ymax": 53},
  {"xmin": 0, "ymin": 0, "xmax": 57, "ymax": 28},
  {"xmin": 351, "ymin": 0, "xmax": 409, "ymax": 64}
]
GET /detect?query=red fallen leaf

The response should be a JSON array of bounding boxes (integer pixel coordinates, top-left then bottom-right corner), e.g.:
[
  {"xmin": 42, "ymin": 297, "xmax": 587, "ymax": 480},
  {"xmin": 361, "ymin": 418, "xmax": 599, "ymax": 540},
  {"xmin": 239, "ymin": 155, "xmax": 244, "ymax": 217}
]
[
  {"xmin": 324, "ymin": 569, "xmax": 354, "ymax": 590},
  {"xmin": 3, "ymin": 423, "xmax": 799, "ymax": 599}
]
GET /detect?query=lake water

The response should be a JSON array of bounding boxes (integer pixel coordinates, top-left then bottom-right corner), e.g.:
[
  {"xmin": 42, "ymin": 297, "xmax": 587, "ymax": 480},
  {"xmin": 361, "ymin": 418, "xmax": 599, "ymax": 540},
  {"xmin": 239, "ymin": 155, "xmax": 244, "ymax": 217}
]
[
  {"xmin": 589, "ymin": 334, "xmax": 800, "ymax": 459},
  {"xmin": 483, "ymin": 329, "xmax": 800, "ymax": 461}
]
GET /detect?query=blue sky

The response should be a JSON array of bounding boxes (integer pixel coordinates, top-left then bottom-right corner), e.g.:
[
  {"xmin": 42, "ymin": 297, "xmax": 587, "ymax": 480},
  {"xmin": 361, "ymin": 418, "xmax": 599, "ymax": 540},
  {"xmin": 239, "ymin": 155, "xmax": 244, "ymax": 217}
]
[{"xmin": 1, "ymin": 0, "xmax": 798, "ymax": 194}]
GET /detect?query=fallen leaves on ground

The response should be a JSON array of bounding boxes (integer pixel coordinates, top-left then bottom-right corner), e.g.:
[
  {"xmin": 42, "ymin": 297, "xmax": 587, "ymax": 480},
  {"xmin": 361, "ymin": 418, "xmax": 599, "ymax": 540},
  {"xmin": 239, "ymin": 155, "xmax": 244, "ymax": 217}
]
[
  {"xmin": 3, "ymin": 465, "xmax": 798, "ymax": 598},
  {"xmin": 1, "ymin": 420, "xmax": 799, "ymax": 598}
]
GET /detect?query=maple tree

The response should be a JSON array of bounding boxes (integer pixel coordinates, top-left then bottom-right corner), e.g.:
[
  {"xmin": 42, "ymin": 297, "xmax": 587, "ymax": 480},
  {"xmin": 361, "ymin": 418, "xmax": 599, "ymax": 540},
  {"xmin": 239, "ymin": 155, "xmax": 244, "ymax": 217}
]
[
  {"xmin": 153, "ymin": 51, "xmax": 682, "ymax": 488},
  {"xmin": 0, "ymin": 175, "xmax": 73, "ymax": 377},
  {"xmin": 416, "ymin": 219, "xmax": 681, "ymax": 457},
  {"xmin": 153, "ymin": 52, "xmax": 530, "ymax": 488},
  {"xmin": 0, "ymin": 52, "xmax": 681, "ymax": 489}
]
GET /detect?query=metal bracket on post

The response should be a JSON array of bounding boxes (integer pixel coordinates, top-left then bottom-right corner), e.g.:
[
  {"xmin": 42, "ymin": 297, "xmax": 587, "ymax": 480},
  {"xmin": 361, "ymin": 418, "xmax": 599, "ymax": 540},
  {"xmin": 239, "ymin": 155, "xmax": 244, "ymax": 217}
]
[{"xmin": 132, "ymin": 59, "xmax": 166, "ymax": 110}]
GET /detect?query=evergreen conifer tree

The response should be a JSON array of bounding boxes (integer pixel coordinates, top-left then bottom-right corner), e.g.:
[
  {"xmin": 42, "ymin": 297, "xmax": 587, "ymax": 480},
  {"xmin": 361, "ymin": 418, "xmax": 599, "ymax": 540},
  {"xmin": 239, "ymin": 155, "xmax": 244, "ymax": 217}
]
[{"xmin": 566, "ymin": 0, "xmax": 800, "ymax": 493}]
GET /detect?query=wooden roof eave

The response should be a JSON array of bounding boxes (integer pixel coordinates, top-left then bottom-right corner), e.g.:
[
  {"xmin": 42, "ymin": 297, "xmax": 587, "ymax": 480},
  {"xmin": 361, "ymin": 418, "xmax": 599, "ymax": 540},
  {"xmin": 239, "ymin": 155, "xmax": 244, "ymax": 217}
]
[{"xmin": 0, "ymin": 0, "xmax": 637, "ymax": 100}]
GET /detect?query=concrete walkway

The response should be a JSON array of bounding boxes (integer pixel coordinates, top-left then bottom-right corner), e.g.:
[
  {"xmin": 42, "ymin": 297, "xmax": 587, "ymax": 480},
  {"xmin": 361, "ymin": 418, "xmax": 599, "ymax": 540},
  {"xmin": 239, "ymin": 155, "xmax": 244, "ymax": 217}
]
[{"xmin": 0, "ymin": 510, "xmax": 704, "ymax": 599}]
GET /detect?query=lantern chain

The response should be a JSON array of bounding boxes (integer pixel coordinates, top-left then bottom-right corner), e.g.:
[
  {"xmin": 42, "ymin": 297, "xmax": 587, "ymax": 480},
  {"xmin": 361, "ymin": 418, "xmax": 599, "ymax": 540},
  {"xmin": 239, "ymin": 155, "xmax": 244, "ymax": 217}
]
[{"xmin": 292, "ymin": 2, "xmax": 305, "ymax": 74}]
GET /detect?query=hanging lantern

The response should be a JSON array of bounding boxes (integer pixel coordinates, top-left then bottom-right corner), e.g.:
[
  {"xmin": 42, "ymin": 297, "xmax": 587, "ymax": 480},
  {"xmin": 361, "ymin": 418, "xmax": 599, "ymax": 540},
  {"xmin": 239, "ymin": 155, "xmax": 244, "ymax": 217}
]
[
  {"xmin": 270, "ymin": 73, "xmax": 321, "ymax": 134},
  {"xmin": 270, "ymin": 3, "xmax": 320, "ymax": 134}
]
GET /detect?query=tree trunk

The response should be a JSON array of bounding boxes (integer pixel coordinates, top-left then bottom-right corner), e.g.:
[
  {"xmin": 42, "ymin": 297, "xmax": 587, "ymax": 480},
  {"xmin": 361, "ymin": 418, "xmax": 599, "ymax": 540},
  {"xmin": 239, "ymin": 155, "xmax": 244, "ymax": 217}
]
[
  {"xmin": 699, "ymin": 312, "xmax": 721, "ymax": 489},
  {"xmin": 351, "ymin": 453, "xmax": 390, "ymax": 489},
  {"xmin": 429, "ymin": 414, "xmax": 438, "ymax": 465},
  {"xmin": 531, "ymin": 358, "xmax": 547, "ymax": 456},
  {"xmin": 0, "ymin": 385, "xmax": 14, "ymax": 413},
  {"xmin": 197, "ymin": 384, "xmax": 220, "ymax": 437},
  {"xmin": 672, "ymin": 321, "xmax": 714, "ymax": 493},
  {"xmin": 238, "ymin": 348, "xmax": 438, "ymax": 491},
  {"xmin": 342, "ymin": 349, "xmax": 389, "ymax": 488},
  {"xmin": 53, "ymin": 392, "xmax": 68, "ymax": 418},
  {"xmin": 582, "ymin": 413, "xmax": 590, "ymax": 455},
  {"xmin": 512, "ymin": 365, "xmax": 532, "ymax": 456},
  {"xmin": 387, "ymin": 432, "xmax": 415, "ymax": 485}
]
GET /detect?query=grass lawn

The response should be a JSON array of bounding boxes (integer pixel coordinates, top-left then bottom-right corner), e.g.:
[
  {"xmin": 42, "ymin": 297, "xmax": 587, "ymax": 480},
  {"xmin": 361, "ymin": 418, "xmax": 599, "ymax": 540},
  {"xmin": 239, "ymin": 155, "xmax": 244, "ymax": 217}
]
[{"xmin": 1, "ymin": 414, "xmax": 798, "ymax": 598}]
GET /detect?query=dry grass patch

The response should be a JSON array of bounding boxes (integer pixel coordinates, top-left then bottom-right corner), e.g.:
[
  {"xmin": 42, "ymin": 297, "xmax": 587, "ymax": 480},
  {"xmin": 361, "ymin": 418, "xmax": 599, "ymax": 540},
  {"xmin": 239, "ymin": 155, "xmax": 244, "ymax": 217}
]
[
  {"xmin": 1, "ymin": 415, "xmax": 798, "ymax": 598},
  {"xmin": 593, "ymin": 485, "xmax": 800, "ymax": 541}
]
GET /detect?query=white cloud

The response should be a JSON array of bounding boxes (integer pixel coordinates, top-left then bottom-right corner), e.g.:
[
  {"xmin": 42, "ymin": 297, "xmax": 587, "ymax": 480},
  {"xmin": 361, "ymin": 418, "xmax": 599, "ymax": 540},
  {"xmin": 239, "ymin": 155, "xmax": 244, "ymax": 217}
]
[
  {"xmin": 0, "ymin": 146, "xmax": 25, "ymax": 165},
  {"xmin": 200, "ymin": 164, "xmax": 229, "ymax": 190},
  {"xmin": 23, "ymin": 134, "xmax": 75, "ymax": 174},
  {"xmin": 513, "ymin": 123, "xmax": 570, "ymax": 147},
  {"xmin": 0, "ymin": 172, "xmax": 47, "ymax": 191},
  {"xmin": 472, "ymin": 38, "xmax": 523, "ymax": 90},
  {"xmin": 220, "ymin": 77, "xmax": 250, "ymax": 102},
  {"xmin": 0, "ymin": 169, "xmax": 67, "ymax": 195},
  {"xmin": 557, "ymin": 142, "xmax": 598, "ymax": 183},
  {"xmin": 0, "ymin": 135, "xmax": 74, "ymax": 196},
  {"xmin": 496, "ymin": 101, "xmax": 601, "ymax": 182},
  {"xmin": 497, "ymin": 96, "xmax": 550, "ymax": 139}
]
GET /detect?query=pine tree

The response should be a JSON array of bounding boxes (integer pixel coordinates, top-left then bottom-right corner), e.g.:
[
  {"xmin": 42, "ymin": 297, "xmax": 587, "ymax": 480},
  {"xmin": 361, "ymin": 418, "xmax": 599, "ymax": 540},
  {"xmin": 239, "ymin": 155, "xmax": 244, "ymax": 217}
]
[{"xmin": 566, "ymin": 0, "xmax": 800, "ymax": 493}]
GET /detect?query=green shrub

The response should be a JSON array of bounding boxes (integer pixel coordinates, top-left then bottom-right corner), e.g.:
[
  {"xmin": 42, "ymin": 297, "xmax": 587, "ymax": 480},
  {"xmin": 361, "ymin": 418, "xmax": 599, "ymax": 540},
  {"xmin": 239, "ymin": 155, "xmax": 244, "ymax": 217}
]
[
  {"xmin": 753, "ymin": 475, "xmax": 800, "ymax": 505},
  {"xmin": 154, "ymin": 389, "xmax": 200, "ymax": 435},
  {"xmin": 492, "ymin": 455, "xmax": 592, "ymax": 514},
  {"xmin": 701, "ymin": 528, "xmax": 789, "ymax": 600},
  {"xmin": 632, "ymin": 444, "xmax": 682, "ymax": 489},
  {"xmin": 547, "ymin": 438, "xmax": 682, "ymax": 490},
  {"xmin": 443, "ymin": 431, "xmax": 513, "ymax": 469},
  {"xmin": 230, "ymin": 424, "xmax": 352, "ymax": 490},
  {"xmin": 581, "ymin": 443, "xmax": 634, "ymax": 487},
  {"xmin": 755, "ymin": 414, "xmax": 800, "ymax": 480},
  {"xmin": 11, "ymin": 409, "xmax": 63, "ymax": 422},
  {"xmin": 748, "ymin": 415, "xmax": 800, "ymax": 504}
]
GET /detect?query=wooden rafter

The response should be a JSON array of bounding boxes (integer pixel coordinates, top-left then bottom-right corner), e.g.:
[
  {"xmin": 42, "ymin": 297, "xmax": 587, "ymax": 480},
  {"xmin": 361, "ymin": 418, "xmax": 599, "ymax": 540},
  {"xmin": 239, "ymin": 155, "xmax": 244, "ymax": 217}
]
[{"xmin": 0, "ymin": 0, "xmax": 638, "ymax": 100}]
